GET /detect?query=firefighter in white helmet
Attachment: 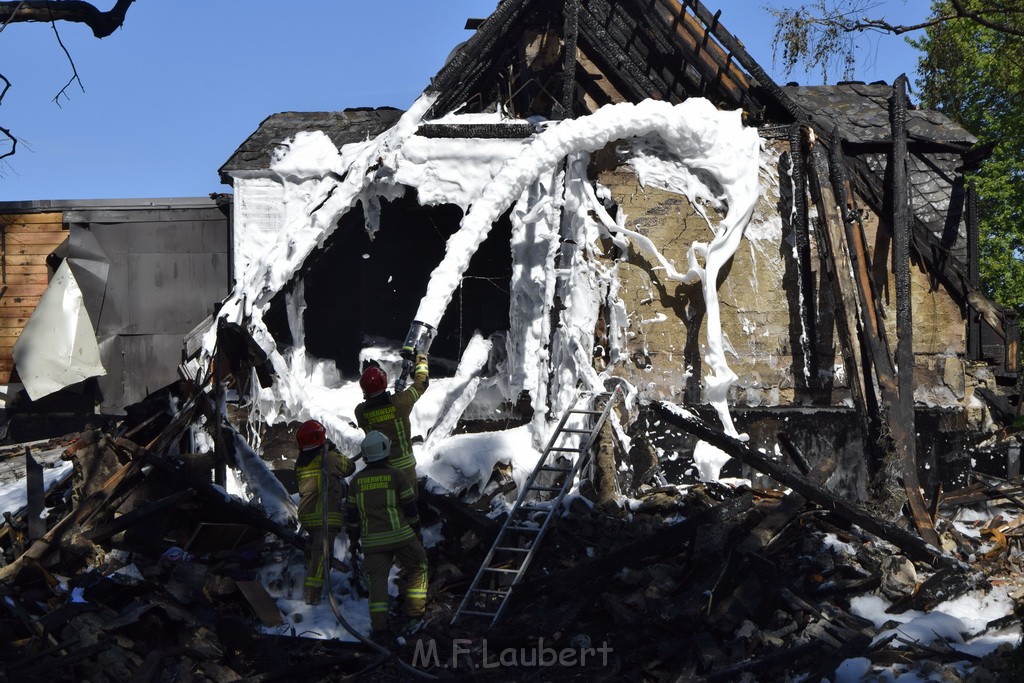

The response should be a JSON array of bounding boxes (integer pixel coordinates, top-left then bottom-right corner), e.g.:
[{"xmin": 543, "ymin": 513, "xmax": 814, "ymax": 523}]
[{"xmin": 346, "ymin": 431, "xmax": 427, "ymax": 638}]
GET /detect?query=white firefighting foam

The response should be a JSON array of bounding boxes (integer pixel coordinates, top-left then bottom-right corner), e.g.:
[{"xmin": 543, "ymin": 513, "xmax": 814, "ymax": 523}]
[{"xmin": 207, "ymin": 97, "xmax": 762, "ymax": 479}]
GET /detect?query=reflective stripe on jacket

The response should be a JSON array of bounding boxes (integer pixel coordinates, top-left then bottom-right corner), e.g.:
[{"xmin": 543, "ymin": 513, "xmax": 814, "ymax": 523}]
[
  {"xmin": 346, "ymin": 462, "xmax": 420, "ymax": 551},
  {"xmin": 296, "ymin": 448, "xmax": 355, "ymax": 528},
  {"xmin": 354, "ymin": 374, "xmax": 427, "ymax": 472}
]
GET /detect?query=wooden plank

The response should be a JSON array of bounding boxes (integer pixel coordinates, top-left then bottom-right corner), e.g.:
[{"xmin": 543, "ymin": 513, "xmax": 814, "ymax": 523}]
[
  {"xmin": 0, "ymin": 328, "xmax": 27, "ymax": 338},
  {"xmin": 0, "ymin": 301, "xmax": 41, "ymax": 313},
  {"xmin": 235, "ymin": 580, "xmax": 285, "ymax": 627},
  {"xmin": 4, "ymin": 272, "xmax": 47, "ymax": 285},
  {"xmin": 6, "ymin": 265, "xmax": 50, "ymax": 275},
  {"xmin": 0, "ymin": 284, "xmax": 47, "ymax": 297},
  {"xmin": 807, "ymin": 145, "xmax": 871, "ymax": 419},
  {"xmin": 0, "ymin": 317, "xmax": 30, "ymax": 329},
  {"xmin": 3, "ymin": 233, "xmax": 68, "ymax": 245},
  {"xmin": 0, "ymin": 307, "xmax": 36, "ymax": 318},
  {"xmin": 2, "ymin": 255, "xmax": 49, "ymax": 267},
  {"xmin": 6, "ymin": 244, "xmax": 63, "ymax": 256},
  {"xmin": 649, "ymin": 403, "xmax": 956, "ymax": 568},
  {"xmin": 0, "ymin": 212, "xmax": 63, "ymax": 225},
  {"xmin": 1, "ymin": 222, "xmax": 65, "ymax": 233}
]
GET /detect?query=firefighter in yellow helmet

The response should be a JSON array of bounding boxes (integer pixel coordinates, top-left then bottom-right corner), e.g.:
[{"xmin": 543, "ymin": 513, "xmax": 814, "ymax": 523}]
[
  {"xmin": 354, "ymin": 355, "xmax": 428, "ymax": 500},
  {"xmin": 294, "ymin": 419, "xmax": 354, "ymax": 605},
  {"xmin": 346, "ymin": 431, "xmax": 428, "ymax": 639}
]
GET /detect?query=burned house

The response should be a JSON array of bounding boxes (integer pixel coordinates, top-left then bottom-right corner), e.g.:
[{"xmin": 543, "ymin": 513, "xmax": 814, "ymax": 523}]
[
  {"xmin": 3, "ymin": 3, "xmax": 1024, "ymax": 680},
  {"xmin": 216, "ymin": 0, "xmax": 1018, "ymax": 502}
]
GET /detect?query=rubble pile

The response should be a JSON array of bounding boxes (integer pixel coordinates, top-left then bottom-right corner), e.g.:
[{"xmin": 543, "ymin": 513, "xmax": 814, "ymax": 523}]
[
  {"xmin": 427, "ymin": 478, "xmax": 1024, "ymax": 681},
  {"xmin": 0, "ymin": 386, "xmax": 1022, "ymax": 681}
]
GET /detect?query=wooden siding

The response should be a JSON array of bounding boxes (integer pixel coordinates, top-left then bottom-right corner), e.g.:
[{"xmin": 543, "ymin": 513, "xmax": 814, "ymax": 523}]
[{"xmin": 0, "ymin": 212, "xmax": 66, "ymax": 383}]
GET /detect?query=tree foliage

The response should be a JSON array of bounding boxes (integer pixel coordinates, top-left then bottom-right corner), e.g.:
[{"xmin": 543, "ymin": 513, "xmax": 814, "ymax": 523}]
[
  {"xmin": 769, "ymin": 0, "xmax": 1024, "ymax": 82},
  {"xmin": 911, "ymin": 1, "xmax": 1024, "ymax": 314}
]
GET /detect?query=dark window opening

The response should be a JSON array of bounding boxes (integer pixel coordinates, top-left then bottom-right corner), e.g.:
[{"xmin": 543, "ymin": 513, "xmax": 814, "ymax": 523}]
[{"xmin": 288, "ymin": 189, "xmax": 512, "ymax": 376}]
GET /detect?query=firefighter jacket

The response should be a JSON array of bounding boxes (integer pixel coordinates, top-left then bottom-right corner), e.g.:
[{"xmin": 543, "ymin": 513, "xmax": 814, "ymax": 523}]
[
  {"xmin": 296, "ymin": 448, "xmax": 355, "ymax": 529},
  {"xmin": 354, "ymin": 373, "xmax": 427, "ymax": 473},
  {"xmin": 345, "ymin": 460, "xmax": 421, "ymax": 551}
]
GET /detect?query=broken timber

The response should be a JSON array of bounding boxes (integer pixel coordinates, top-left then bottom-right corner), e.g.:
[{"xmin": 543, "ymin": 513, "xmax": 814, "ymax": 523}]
[
  {"xmin": 649, "ymin": 403, "xmax": 956, "ymax": 568},
  {"xmin": 806, "ymin": 130, "xmax": 939, "ymax": 547}
]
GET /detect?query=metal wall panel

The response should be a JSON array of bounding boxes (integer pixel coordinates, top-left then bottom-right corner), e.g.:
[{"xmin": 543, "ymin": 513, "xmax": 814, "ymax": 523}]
[{"xmin": 66, "ymin": 205, "xmax": 230, "ymax": 413}]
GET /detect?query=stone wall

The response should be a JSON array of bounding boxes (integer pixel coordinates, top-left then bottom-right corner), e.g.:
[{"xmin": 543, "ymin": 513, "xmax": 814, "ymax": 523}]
[{"xmin": 595, "ymin": 143, "xmax": 970, "ymax": 412}]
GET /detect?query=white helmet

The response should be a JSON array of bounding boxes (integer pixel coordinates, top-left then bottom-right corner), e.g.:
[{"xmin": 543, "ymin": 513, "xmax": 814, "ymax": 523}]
[{"xmin": 361, "ymin": 431, "xmax": 391, "ymax": 462}]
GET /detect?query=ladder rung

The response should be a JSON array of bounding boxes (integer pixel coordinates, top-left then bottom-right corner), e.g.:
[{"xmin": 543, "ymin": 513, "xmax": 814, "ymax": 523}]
[
  {"xmin": 527, "ymin": 486, "xmax": 563, "ymax": 492},
  {"xmin": 461, "ymin": 609, "xmax": 498, "ymax": 617},
  {"xmin": 568, "ymin": 409, "xmax": 604, "ymax": 415},
  {"xmin": 506, "ymin": 525, "xmax": 540, "ymax": 532},
  {"xmin": 548, "ymin": 447, "xmax": 578, "ymax": 452},
  {"xmin": 494, "ymin": 546, "xmax": 530, "ymax": 553},
  {"xmin": 482, "ymin": 567, "xmax": 519, "ymax": 574},
  {"xmin": 540, "ymin": 465, "xmax": 572, "ymax": 472},
  {"xmin": 518, "ymin": 504, "xmax": 553, "ymax": 511},
  {"xmin": 472, "ymin": 588, "xmax": 510, "ymax": 596},
  {"xmin": 561, "ymin": 428, "xmax": 593, "ymax": 434}
]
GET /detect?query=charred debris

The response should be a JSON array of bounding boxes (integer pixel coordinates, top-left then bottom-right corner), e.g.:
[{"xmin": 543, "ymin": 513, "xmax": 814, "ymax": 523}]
[{"xmin": 0, "ymin": 337, "xmax": 1021, "ymax": 681}]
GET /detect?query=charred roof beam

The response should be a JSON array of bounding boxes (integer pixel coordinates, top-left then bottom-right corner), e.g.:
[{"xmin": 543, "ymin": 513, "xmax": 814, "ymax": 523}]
[
  {"xmin": 576, "ymin": 6, "xmax": 661, "ymax": 103},
  {"xmin": 428, "ymin": 0, "xmax": 539, "ymax": 117}
]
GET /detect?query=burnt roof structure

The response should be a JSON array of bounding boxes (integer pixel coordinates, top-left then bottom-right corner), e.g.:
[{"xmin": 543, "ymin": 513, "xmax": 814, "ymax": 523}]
[
  {"xmin": 425, "ymin": 0, "xmax": 799, "ymax": 122},
  {"xmin": 219, "ymin": 0, "xmax": 1015, "ymax": 373}
]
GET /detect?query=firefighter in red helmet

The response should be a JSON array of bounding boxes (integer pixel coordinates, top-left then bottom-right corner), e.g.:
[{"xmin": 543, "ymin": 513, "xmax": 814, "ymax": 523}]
[
  {"xmin": 294, "ymin": 419, "xmax": 354, "ymax": 605},
  {"xmin": 354, "ymin": 356, "xmax": 428, "ymax": 500}
]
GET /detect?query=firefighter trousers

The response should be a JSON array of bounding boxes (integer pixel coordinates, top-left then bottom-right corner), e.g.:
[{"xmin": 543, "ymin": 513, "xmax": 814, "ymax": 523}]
[
  {"xmin": 364, "ymin": 537, "xmax": 428, "ymax": 631},
  {"xmin": 304, "ymin": 526, "xmax": 338, "ymax": 594}
]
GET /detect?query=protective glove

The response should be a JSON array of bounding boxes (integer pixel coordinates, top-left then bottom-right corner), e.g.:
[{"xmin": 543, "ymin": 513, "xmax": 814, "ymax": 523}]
[{"xmin": 413, "ymin": 353, "xmax": 429, "ymax": 381}]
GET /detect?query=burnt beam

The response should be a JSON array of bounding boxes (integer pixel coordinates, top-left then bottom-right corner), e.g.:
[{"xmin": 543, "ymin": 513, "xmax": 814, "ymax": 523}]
[
  {"xmin": 560, "ymin": 0, "xmax": 580, "ymax": 119},
  {"xmin": 649, "ymin": 402, "xmax": 956, "ymax": 568}
]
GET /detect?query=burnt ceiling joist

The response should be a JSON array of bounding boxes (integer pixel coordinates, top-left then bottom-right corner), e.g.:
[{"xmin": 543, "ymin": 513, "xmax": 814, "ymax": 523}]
[{"xmin": 425, "ymin": 0, "xmax": 799, "ymax": 123}]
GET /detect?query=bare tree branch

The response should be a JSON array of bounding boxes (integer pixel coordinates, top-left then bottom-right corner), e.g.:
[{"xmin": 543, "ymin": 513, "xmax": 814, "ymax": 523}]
[
  {"xmin": 47, "ymin": 1, "xmax": 85, "ymax": 106},
  {"xmin": 0, "ymin": 74, "xmax": 16, "ymax": 160},
  {"xmin": 0, "ymin": 0, "xmax": 134, "ymax": 38}
]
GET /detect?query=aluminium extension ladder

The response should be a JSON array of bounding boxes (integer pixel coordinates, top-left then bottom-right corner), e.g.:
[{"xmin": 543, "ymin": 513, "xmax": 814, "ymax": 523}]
[{"xmin": 451, "ymin": 385, "xmax": 624, "ymax": 628}]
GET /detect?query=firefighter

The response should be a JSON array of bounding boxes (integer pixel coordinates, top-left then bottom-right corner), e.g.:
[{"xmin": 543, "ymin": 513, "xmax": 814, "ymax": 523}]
[
  {"xmin": 353, "ymin": 355, "xmax": 428, "ymax": 500},
  {"xmin": 294, "ymin": 419, "xmax": 355, "ymax": 605},
  {"xmin": 346, "ymin": 431, "xmax": 428, "ymax": 638}
]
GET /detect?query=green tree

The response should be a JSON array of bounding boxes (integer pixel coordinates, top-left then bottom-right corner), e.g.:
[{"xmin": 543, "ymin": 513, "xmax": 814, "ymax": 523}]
[{"xmin": 911, "ymin": 1, "xmax": 1024, "ymax": 314}]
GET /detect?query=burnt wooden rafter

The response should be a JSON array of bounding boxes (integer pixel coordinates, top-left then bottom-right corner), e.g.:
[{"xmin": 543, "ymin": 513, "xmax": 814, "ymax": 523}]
[
  {"xmin": 427, "ymin": 0, "xmax": 538, "ymax": 116},
  {"xmin": 576, "ymin": 7, "xmax": 661, "ymax": 103},
  {"xmin": 611, "ymin": 0, "xmax": 725, "ymax": 105},
  {"xmin": 424, "ymin": 0, "xmax": 803, "ymax": 122},
  {"xmin": 636, "ymin": 0, "xmax": 750, "ymax": 109}
]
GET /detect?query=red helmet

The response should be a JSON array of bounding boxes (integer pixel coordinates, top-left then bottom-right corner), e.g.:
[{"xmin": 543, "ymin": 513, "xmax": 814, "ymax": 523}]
[
  {"xmin": 360, "ymin": 366, "xmax": 387, "ymax": 397},
  {"xmin": 296, "ymin": 420, "xmax": 326, "ymax": 450}
]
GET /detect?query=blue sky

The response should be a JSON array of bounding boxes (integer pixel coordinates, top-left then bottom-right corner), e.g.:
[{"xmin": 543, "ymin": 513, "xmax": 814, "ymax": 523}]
[{"xmin": 0, "ymin": 1, "xmax": 924, "ymax": 202}]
